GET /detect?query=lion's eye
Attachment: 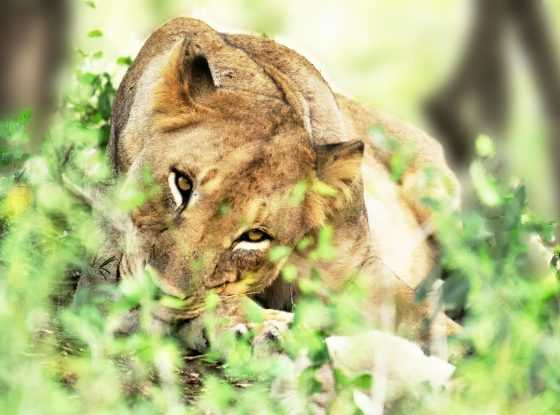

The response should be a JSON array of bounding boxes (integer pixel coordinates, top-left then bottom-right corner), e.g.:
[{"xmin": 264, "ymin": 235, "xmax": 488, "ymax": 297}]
[
  {"xmin": 177, "ymin": 175, "xmax": 191, "ymax": 192},
  {"xmin": 241, "ymin": 229, "xmax": 270, "ymax": 242},
  {"xmin": 169, "ymin": 171, "xmax": 193, "ymax": 210},
  {"xmin": 233, "ymin": 229, "xmax": 272, "ymax": 251}
]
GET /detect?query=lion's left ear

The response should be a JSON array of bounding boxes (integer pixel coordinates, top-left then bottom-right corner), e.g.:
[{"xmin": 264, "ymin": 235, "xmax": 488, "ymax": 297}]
[
  {"xmin": 312, "ymin": 140, "xmax": 364, "ymax": 215},
  {"xmin": 177, "ymin": 39, "xmax": 218, "ymax": 103},
  {"xmin": 151, "ymin": 38, "xmax": 219, "ymax": 132}
]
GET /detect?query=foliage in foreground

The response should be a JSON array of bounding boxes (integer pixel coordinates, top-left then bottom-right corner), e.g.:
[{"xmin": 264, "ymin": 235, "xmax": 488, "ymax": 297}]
[{"xmin": 1, "ymin": 35, "xmax": 560, "ymax": 415}]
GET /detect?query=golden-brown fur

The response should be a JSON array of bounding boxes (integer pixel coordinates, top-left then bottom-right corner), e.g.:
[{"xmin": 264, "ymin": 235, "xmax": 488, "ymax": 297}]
[{"xmin": 103, "ymin": 17, "xmax": 460, "ymax": 342}]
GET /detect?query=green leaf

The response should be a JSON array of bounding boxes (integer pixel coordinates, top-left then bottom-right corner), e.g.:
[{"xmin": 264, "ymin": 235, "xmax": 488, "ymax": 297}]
[
  {"xmin": 475, "ymin": 134, "xmax": 496, "ymax": 158},
  {"xmin": 205, "ymin": 292, "xmax": 221, "ymax": 311},
  {"xmin": 268, "ymin": 245, "xmax": 292, "ymax": 263},
  {"xmin": 17, "ymin": 108, "xmax": 32, "ymax": 124},
  {"xmin": 289, "ymin": 180, "xmax": 308, "ymax": 206},
  {"xmin": 243, "ymin": 299, "xmax": 264, "ymax": 323},
  {"xmin": 98, "ymin": 86, "xmax": 114, "ymax": 119},
  {"xmin": 78, "ymin": 72, "xmax": 97, "ymax": 85},
  {"xmin": 311, "ymin": 180, "xmax": 337, "ymax": 197},
  {"xmin": 116, "ymin": 56, "xmax": 133, "ymax": 66},
  {"xmin": 470, "ymin": 161, "xmax": 502, "ymax": 207},
  {"xmin": 87, "ymin": 29, "xmax": 103, "ymax": 38},
  {"xmin": 333, "ymin": 368, "xmax": 373, "ymax": 389},
  {"xmin": 76, "ymin": 48, "xmax": 88, "ymax": 58},
  {"xmin": 389, "ymin": 144, "xmax": 414, "ymax": 182},
  {"xmin": 296, "ymin": 236, "xmax": 313, "ymax": 251},
  {"xmin": 298, "ymin": 276, "xmax": 322, "ymax": 295},
  {"xmin": 311, "ymin": 225, "xmax": 335, "ymax": 261},
  {"xmin": 281, "ymin": 263, "xmax": 298, "ymax": 282},
  {"xmin": 218, "ymin": 200, "xmax": 231, "ymax": 216},
  {"xmin": 159, "ymin": 295, "xmax": 188, "ymax": 310}
]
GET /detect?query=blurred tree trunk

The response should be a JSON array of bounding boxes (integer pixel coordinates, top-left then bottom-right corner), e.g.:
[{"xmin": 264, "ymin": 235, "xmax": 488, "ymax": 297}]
[
  {"xmin": 509, "ymin": 0, "xmax": 560, "ymax": 220},
  {"xmin": 424, "ymin": 0, "xmax": 510, "ymax": 167},
  {"xmin": 425, "ymin": 0, "xmax": 560, "ymax": 222},
  {"xmin": 0, "ymin": 0, "xmax": 69, "ymax": 152}
]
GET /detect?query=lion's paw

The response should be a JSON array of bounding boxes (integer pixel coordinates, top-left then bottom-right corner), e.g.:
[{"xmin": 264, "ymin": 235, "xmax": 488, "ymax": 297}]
[{"xmin": 249, "ymin": 310, "xmax": 293, "ymax": 352}]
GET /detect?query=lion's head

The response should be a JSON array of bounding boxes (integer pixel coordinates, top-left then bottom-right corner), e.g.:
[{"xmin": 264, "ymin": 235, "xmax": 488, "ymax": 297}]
[{"xmin": 110, "ymin": 18, "xmax": 364, "ymax": 321}]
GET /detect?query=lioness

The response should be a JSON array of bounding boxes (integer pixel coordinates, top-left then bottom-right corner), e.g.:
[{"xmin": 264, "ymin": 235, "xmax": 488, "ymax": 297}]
[{"xmin": 81, "ymin": 17, "xmax": 460, "ymax": 346}]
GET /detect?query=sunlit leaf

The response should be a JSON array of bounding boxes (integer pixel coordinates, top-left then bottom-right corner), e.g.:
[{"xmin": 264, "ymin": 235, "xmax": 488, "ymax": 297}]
[{"xmin": 87, "ymin": 29, "xmax": 103, "ymax": 38}]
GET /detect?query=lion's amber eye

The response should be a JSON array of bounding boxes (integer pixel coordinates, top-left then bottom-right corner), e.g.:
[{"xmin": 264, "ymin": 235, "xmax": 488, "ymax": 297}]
[
  {"xmin": 248, "ymin": 230, "xmax": 264, "ymax": 241},
  {"xmin": 233, "ymin": 228, "xmax": 272, "ymax": 251},
  {"xmin": 169, "ymin": 171, "xmax": 193, "ymax": 210},
  {"xmin": 241, "ymin": 229, "xmax": 270, "ymax": 243},
  {"xmin": 176, "ymin": 175, "xmax": 192, "ymax": 192}
]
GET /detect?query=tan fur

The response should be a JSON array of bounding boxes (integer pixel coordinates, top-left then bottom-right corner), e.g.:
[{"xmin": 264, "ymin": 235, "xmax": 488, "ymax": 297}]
[{"xmin": 106, "ymin": 18, "xmax": 461, "ymax": 341}]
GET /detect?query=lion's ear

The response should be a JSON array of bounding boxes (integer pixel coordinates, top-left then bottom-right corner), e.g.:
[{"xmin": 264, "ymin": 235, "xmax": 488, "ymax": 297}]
[
  {"xmin": 153, "ymin": 38, "xmax": 218, "ymax": 126},
  {"xmin": 307, "ymin": 140, "xmax": 364, "ymax": 225},
  {"xmin": 316, "ymin": 140, "xmax": 364, "ymax": 191},
  {"xmin": 179, "ymin": 43, "xmax": 217, "ymax": 101}
]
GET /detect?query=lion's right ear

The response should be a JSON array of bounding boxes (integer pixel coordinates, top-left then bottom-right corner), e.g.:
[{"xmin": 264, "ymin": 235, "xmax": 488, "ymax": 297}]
[
  {"xmin": 305, "ymin": 140, "xmax": 365, "ymax": 229},
  {"xmin": 152, "ymin": 38, "xmax": 218, "ymax": 130},
  {"xmin": 316, "ymin": 140, "xmax": 365, "ymax": 198}
]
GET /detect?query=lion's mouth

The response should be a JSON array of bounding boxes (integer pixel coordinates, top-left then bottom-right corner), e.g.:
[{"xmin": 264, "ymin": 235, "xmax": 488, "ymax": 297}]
[{"xmin": 145, "ymin": 270, "xmax": 267, "ymax": 325}]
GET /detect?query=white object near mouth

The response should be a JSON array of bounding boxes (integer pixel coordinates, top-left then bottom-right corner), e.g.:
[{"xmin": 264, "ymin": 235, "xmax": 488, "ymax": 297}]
[{"xmin": 326, "ymin": 330, "xmax": 455, "ymax": 402}]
